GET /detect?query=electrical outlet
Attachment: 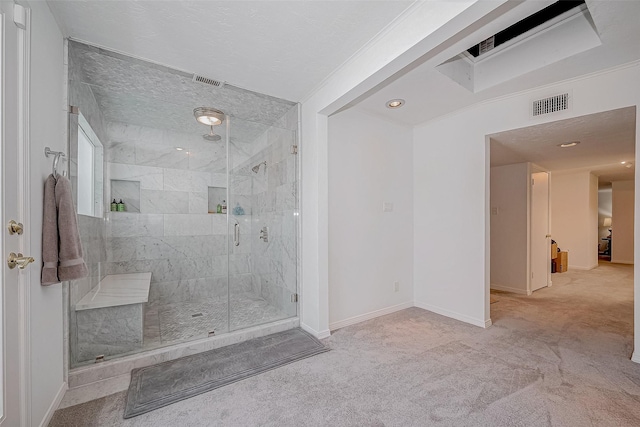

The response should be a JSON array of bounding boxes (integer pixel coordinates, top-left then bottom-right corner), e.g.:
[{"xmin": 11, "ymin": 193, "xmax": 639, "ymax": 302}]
[{"xmin": 394, "ymin": 281, "xmax": 400, "ymax": 292}]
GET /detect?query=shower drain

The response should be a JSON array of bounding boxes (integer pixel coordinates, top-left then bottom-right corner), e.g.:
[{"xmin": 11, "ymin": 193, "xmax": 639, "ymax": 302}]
[{"xmin": 191, "ymin": 312, "xmax": 203, "ymax": 318}]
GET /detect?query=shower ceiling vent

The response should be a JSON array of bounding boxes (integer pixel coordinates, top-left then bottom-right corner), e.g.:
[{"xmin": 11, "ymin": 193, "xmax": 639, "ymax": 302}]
[
  {"xmin": 192, "ymin": 74, "xmax": 225, "ymax": 87},
  {"xmin": 532, "ymin": 93, "xmax": 569, "ymax": 117}
]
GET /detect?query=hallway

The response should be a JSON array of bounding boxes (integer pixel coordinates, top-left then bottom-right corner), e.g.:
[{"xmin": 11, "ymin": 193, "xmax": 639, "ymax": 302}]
[{"xmin": 51, "ymin": 263, "xmax": 639, "ymax": 426}]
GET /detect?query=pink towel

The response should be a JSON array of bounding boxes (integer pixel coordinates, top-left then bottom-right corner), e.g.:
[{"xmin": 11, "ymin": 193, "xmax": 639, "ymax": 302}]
[{"xmin": 41, "ymin": 174, "xmax": 88, "ymax": 285}]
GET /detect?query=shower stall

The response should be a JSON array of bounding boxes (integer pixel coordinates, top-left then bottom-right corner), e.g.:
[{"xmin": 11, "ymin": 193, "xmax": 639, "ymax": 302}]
[{"xmin": 66, "ymin": 41, "xmax": 300, "ymax": 368}]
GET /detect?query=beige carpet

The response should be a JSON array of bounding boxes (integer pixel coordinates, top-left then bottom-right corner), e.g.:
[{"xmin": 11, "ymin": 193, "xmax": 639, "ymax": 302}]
[{"xmin": 50, "ymin": 262, "xmax": 640, "ymax": 426}]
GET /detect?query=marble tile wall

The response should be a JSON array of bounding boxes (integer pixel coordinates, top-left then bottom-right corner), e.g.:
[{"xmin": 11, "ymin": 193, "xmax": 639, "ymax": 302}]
[
  {"xmin": 75, "ymin": 303, "xmax": 144, "ymax": 361},
  {"xmin": 103, "ymin": 121, "xmax": 257, "ymax": 309},
  {"xmin": 244, "ymin": 104, "xmax": 299, "ymax": 319},
  {"xmin": 68, "ymin": 79, "xmax": 109, "ymax": 309},
  {"xmin": 68, "ymin": 77, "xmax": 111, "ymax": 366}
]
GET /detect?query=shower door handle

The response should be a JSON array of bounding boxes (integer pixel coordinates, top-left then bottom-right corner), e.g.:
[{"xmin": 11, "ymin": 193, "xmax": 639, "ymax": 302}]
[{"xmin": 234, "ymin": 223, "xmax": 240, "ymax": 246}]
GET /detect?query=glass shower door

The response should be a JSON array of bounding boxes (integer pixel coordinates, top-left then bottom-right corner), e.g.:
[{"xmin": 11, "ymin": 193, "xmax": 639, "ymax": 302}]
[{"xmin": 226, "ymin": 113, "xmax": 299, "ymax": 331}]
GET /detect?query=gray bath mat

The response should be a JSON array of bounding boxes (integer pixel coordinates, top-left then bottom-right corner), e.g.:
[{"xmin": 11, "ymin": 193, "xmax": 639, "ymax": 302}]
[{"xmin": 124, "ymin": 328, "xmax": 329, "ymax": 418}]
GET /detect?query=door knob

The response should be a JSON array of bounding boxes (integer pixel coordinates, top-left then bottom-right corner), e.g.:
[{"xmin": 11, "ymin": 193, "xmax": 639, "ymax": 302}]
[
  {"xmin": 8, "ymin": 220, "xmax": 24, "ymax": 235},
  {"xmin": 7, "ymin": 252, "xmax": 35, "ymax": 270}
]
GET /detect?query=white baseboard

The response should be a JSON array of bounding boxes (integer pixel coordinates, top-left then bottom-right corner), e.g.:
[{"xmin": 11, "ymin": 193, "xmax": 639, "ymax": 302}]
[
  {"xmin": 414, "ymin": 300, "xmax": 488, "ymax": 328},
  {"xmin": 39, "ymin": 381, "xmax": 67, "ymax": 427},
  {"xmin": 611, "ymin": 259, "xmax": 634, "ymax": 265},
  {"xmin": 329, "ymin": 301, "xmax": 414, "ymax": 331},
  {"xmin": 300, "ymin": 322, "xmax": 331, "ymax": 339},
  {"xmin": 571, "ymin": 264, "xmax": 598, "ymax": 271},
  {"xmin": 490, "ymin": 284, "xmax": 530, "ymax": 295},
  {"xmin": 632, "ymin": 352, "xmax": 640, "ymax": 364}
]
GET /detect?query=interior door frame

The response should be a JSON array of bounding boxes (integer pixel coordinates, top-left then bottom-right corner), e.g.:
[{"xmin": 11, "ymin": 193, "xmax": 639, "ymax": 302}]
[
  {"xmin": 16, "ymin": 4, "xmax": 32, "ymax": 425},
  {"xmin": 0, "ymin": 2, "xmax": 32, "ymax": 426},
  {"xmin": 529, "ymin": 166, "xmax": 551, "ymax": 293}
]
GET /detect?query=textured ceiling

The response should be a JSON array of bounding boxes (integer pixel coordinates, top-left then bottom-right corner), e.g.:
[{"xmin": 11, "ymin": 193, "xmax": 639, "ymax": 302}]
[
  {"xmin": 489, "ymin": 107, "xmax": 636, "ymax": 184},
  {"xmin": 49, "ymin": 0, "xmax": 415, "ymax": 101},
  {"xmin": 355, "ymin": 0, "xmax": 640, "ymax": 126}
]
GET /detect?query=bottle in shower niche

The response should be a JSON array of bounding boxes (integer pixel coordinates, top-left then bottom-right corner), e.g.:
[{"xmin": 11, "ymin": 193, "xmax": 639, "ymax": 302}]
[
  {"xmin": 117, "ymin": 199, "xmax": 125, "ymax": 212},
  {"xmin": 111, "ymin": 199, "xmax": 117, "ymax": 212},
  {"xmin": 217, "ymin": 203, "xmax": 222, "ymax": 214},
  {"xmin": 221, "ymin": 200, "xmax": 227, "ymax": 214}
]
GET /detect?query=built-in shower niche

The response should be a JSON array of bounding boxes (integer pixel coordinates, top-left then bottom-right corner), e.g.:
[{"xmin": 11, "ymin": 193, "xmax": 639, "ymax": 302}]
[
  {"xmin": 111, "ymin": 179, "xmax": 141, "ymax": 213},
  {"xmin": 207, "ymin": 186, "xmax": 226, "ymax": 214}
]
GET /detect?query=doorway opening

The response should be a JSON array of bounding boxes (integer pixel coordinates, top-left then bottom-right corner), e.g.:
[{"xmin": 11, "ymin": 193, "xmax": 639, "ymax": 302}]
[{"xmin": 487, "ymin": 107, "xmax": 636, "ymax": 352}]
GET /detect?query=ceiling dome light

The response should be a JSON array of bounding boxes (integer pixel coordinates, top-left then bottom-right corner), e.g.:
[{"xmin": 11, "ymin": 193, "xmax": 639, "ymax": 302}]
[
  {"xmin": 194, "ymin": 107, "xmax": 225, "ymax": 126},
  {"xmin": 625, "ymin": 163, "xmax": 633, "ymax": 169},
  {"xmin": 621, "ymin": 161, "xmax": 627, "ymax": 164},
  {"xmin": 386, "ymin": 99, "xmax": 405, "ymax": 109},
  {"xmin": 558, "ymin": 141, "xmax": 580, "ymax": 148}
]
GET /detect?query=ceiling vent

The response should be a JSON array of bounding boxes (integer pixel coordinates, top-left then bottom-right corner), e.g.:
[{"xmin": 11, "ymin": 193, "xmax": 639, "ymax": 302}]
[
  {"xmin": 192, "ymin": 74, "xmax": 225, "ymax": 88},
  {"xmin": 478, "ymin": 36, "xmax": 495, "ymax": 55},
  {"xmin": 532, "ymin": 93, "xmax": 569, "ymax": 117}
]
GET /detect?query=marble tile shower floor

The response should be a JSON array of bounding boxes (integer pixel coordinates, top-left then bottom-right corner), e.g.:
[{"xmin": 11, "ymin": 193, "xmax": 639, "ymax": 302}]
[{"xmin": 143, "ymin": 293, "xmax": 289, "ymax": 348}]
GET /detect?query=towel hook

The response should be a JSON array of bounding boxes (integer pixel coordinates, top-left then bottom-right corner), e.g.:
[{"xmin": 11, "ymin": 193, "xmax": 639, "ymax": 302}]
[{"xmin": 44, "ymin": 147, "xmax": 67, "ymax": 178}]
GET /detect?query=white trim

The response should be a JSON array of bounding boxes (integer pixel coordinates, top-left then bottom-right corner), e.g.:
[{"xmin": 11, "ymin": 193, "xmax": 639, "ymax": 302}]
[
  {"xmin": 329, "ymin": 302, "xmax": 413, "ymax": 331},
  {"xmin": 38, "ymin": 382, "xmax": 66, "ymax": 427},
  {"xmin": 414, "ymin": 300, "xmax": 489, "ymax": 328},
  {"xmin": 611, "ymin": 260, "xmax": 634, "ymax": 265},
  {"xmin": 632, "ymin": 352, "xmax": 640, "ymax": 364},
  {"xmin": 300, "ymin": 322, "xmax": 330, "ymax": 340},
  {"xmin": 490, "ymin": 284, "xmax": 531, "ymax": 295},
  {"xmin": 16, "ymin": 7, "xmax": 31, "ymax": 426},
  {"xmin": 570, "ymin": 264, "xmax": 599, "ymax": 271}
]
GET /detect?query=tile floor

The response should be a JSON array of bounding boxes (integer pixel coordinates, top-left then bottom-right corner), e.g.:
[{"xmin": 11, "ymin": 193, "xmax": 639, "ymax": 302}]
[
  {"xmin": 144, "ymin": 292, "xmax": 290, "ymax": 346},
  {"xmin": 73, "ymin": 292, "xmax": 289, "ymax": 367}
]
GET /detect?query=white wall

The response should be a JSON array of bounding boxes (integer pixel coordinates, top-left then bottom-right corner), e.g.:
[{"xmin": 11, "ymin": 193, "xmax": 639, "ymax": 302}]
[
  {"xmin": 26, "ymin": 1, "xmax": 66, "ymax": 424},
  {"xmin": 550, "ymin": 171, "xmax": 598, "ymax": 270},
  {"xmin": 612, "ymin": 180, "xmax": 635, "ymax": 264},
  {"xmin": 413, "ymin": 63, "xmax": 639, "ymax": 331},
  {"xmin": 490, "ymin": 163, "xmax": 529, "ymax": 294},
  {"xmin": 327, "ymin": 109, "xmax": 413, "ymax": 329},
  {"xmin": 300, "ymin": 0, "xmax": 494, "ymax": 337}
]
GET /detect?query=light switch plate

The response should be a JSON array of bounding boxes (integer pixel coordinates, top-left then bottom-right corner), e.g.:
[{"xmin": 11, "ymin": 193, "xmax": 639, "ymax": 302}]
[{"xmin": 383, "ymin": 202, "xmax": 394, "ymax": 212}]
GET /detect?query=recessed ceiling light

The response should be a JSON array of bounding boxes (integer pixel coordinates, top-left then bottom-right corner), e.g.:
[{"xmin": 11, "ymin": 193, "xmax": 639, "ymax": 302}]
[
  {"xmin": 621, "ymin": 161, "xmax": 626, "ymax": 164},
  {"xmin": 176, "ymin": 147, "xmax": 184, "ymax": 151},
  {"xmin": 558, "ymin": 141, "xmax": 580, "ymax": 148},
  {"xmin": 386, "ymin": 99, "xmax": 405, "ymax": 109}
]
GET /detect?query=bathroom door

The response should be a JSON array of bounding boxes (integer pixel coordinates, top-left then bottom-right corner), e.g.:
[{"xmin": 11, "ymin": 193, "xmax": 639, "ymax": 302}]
[{"xmin": 0, "ymin": 2, "xmax": 28, "ymax": 425}]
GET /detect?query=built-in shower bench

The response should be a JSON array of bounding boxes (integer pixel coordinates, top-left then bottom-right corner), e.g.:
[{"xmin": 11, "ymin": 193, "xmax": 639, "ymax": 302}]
[{"xmin": 74, "ymin": 272, "xmax": 151, "ymax": 361}]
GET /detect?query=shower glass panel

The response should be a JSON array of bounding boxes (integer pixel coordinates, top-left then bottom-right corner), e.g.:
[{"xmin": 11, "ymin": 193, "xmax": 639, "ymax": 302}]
[
  {"xmin": 227, "ymin": 113, "xmax": 299, "ymax": 331},
  {"xmin": 66, "ymin": 41, "xmax": 299, "ymax": 369}
]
